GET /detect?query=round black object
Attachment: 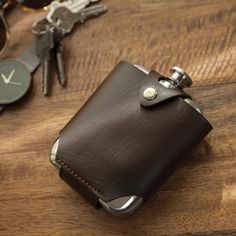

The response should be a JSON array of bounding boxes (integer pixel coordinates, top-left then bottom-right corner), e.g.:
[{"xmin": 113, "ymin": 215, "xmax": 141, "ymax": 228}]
[
  {"xmin": 0, "ymin": 59, "xmax": 31, "ymax": 105},
  {"xmin": 15, "ymin": 0, "xmax": 53, "ymax": 9}
]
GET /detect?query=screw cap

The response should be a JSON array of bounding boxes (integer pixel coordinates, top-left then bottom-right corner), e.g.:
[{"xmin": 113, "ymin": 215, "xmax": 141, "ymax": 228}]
[{"xmin": 170, "ymin": 66, "xmax": 193, "ymax": 88}]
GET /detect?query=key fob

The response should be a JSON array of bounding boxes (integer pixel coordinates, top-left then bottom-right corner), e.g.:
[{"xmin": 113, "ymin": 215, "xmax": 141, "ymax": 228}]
[{"xmin": 50, "ymin": 61, "xmax": 213, "ymax": 216}]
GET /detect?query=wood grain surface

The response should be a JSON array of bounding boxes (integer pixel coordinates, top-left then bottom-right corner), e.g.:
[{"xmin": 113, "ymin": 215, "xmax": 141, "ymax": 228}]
[{"xmin": 0, "ymin": 0, "xmax": 236, "ymax": 235}]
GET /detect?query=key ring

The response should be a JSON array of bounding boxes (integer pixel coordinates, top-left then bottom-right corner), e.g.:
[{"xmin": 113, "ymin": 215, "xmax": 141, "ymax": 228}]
[{"xmin": 31, "ymin": 17, "xmax": 54, "ymax": 36}]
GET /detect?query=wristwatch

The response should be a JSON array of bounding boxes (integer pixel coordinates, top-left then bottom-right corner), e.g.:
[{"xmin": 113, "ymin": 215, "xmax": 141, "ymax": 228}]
[{"xmin": 0, "ymin": 40, "xmax": 40, "ymax": 112}]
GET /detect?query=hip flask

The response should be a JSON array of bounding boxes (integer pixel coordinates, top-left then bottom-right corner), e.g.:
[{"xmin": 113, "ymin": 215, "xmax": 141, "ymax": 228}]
[{"xmin": 50, "ymin": 61, "xmax": 213, "ymax": 216}]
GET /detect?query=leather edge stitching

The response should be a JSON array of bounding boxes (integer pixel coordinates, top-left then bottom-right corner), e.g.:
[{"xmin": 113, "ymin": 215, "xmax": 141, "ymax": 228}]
[{"xmin": 56, "ymin": 158, "xmax": 105, "ymax": 199}]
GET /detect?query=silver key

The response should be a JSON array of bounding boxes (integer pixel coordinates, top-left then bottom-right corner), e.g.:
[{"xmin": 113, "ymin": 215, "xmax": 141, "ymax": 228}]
[
  {"xmin": 36, "ymin": 28, "xmax": 55, "ymax": 96},
  {"xmin": 50, "ymin": 4, "xmax": 108, "ymax": 34},
  {"xmin": 33, "ymin": 0, "xmax": 93, "ymax": 34},
  {"xmin": 53, "ymin": 29, "xmax": 66, "ymax": 86},
  {"xmin": 47, "ymin": 0, "xmax": 92, "ymax": 24},
  {"xmin": 32, "ymin": 0, "xmax": 100, "ymax": 34}
]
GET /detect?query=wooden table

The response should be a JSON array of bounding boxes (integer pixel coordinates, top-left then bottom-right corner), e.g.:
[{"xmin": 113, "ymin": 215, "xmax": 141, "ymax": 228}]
[{"xmin": 0, "ymin": 1, "xmax": 235, "ymax": 235}]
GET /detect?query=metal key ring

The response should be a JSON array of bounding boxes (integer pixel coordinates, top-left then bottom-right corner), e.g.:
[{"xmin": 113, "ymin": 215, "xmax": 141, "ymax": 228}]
[{"xmin": 31, "ymin": 17, "xmax": 53, "ymax": 35}]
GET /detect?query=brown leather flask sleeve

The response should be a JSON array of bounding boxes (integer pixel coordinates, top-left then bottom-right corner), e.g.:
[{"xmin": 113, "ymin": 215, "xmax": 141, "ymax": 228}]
[{"xmin": 56, "ymin": 61, "xmax": 213, "ymax": 207}]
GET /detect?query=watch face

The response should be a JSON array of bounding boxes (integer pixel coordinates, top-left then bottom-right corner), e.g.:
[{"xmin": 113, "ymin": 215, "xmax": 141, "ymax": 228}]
[{"xmin": 0, "ymin": 59, "xmax": 31, "ymax": 105}]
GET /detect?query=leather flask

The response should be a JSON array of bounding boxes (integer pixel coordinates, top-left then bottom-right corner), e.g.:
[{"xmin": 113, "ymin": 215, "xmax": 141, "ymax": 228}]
[{"xmin": 50, "ymin": 61, "xmax": 213, "ymax": 216}]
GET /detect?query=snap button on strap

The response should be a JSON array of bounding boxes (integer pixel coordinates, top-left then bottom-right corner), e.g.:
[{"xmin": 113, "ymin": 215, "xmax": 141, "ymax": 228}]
[
  {"xmin": 143, "ymin": 87, "xmax": 157, "ymax": 100},
  {"xmin": 139, "ymin": 71, "xmax": 190, "ymax": 107}
]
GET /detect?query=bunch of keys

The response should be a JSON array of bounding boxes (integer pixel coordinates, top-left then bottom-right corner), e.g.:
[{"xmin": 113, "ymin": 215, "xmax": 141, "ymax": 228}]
[{"xmin": 32, "ymin": 0, "xmax": 108, "ymax": 96}]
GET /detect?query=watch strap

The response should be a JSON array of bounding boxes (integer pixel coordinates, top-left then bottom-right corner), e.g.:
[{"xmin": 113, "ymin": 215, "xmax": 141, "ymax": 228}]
[
  {"xmin": 0, "ymin": 105, "xmax": 4, "ymax": 113},
  {"xmin": 17, "ymin": 39, "xmax": 40, "ymax": 73}
]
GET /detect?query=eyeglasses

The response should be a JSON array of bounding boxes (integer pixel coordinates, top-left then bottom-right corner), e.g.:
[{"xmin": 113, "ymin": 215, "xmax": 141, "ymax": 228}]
[{"xmin": 0, "ymin": 0, "xmax": 55, "ymax": 55}]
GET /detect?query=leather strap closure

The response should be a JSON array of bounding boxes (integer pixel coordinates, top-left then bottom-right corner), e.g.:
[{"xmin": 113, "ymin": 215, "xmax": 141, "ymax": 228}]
[{"xmin": 139, "ymin": 71, "xmax": 191, "ymax": 107}]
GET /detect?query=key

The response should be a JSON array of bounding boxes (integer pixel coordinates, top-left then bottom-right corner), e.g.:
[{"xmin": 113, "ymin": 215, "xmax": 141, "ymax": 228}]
[
  {"xmin": 53, "ymin": 29, "xmax": 66, "ymax": 86},
  {"xmin": 47, "ymin": 0, "xmax": 92, "ymax": 24},
  {"xmin": 50, "ymin": 4, "xmax": 108, "ymax": 34},
  {"xmin": 36, "ymin": 27, "xmax": 55, "ymax": 96},
  {"xmin": 33, "ymin": 0, "xmax": 98, "ymax": 34}
]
